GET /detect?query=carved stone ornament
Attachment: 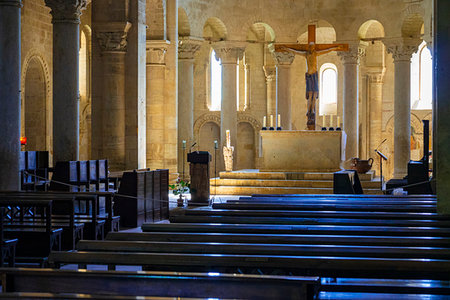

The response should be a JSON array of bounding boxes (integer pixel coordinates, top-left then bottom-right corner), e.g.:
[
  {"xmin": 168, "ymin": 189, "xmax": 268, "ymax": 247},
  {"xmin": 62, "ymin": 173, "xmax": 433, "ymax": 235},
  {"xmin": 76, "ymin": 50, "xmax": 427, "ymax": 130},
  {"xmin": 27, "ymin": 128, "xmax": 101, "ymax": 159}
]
[
  {"xmin": 44, "ymin": 0, "xmax": 86, "ymax": 23},
  {"xmin": 146, "ymin": 40, "xmax": 170, "ymax": 65},
  {"xmin": 272, "ymin": 51, "xmax": 295, "ymax": 65},
  {"xmin": 178, "ymin": 37, "xmax": 203, "ymax": 60},
  {"xmin": 263, "ymin": 66, "xmax": 276, "ymax": 82},
  {"xmin": 223, "ymin": 146, "xmax": 234, "ymax": 172},
  {"xmin": 96, "ymin": 22, "xmax": 132, "ymax": 53},
  {"xmin": 213, "ymin": 42, "xmax": 246, "ymax": 64},
  {"xmin": 384, "ymin": 38, "xmax": 422, "ymax": 62},
  {"xmin": 338, "ymin": 42, "xmax": 366, "ymax": 64}
]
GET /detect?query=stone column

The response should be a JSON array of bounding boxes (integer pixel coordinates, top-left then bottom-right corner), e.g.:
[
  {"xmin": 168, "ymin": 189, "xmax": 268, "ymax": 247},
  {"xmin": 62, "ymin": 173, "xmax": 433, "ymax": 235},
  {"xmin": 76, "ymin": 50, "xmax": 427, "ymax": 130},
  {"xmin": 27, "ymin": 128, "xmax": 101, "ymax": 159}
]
[
  {"xmin": 273, "ymin": 52, "xmax": 295, "ymax": 130},
  {"xmin": 385, "ymin": 38, "xmax": 420, "ymax": 178},
  {"xmin": 146, "ymin": 40, "xmax": 170, "ymax": 169},
  {"xmin": 263, "ymin": 66, "xmax": 277, "ymax": 117},
  {"xmin": 214, "ymin": 42, "xmax": 245, "ymax": 169},
  {"xmin": 95, "ymin": 22, "xmax": 132, "ymax": 171},
  {"xmin": 177, "ymin": 37, "xmax": 202, "ymax": 175},
  {"xmin": 45, "ymin": 0, "xmax": 87, "ymax": 162},
  {"xmin": 0, "ymin": 0, "xmax": 22, "ymax": 190},
  {"xmin": 367, "ymin": 69, "xmax": 385, "ymax": 172},
  {"xmin": 338, "ymin": 42, "xmax": 365, "ymax": 160}
]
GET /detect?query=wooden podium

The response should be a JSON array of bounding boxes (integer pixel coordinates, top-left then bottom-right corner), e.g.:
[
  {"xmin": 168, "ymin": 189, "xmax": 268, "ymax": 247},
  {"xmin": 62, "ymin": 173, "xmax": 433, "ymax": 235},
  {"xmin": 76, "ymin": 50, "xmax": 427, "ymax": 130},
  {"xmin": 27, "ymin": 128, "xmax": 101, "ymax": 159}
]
[{"xmin": 187, "ymin": 151, "xmax": 211, "ymax": 206}]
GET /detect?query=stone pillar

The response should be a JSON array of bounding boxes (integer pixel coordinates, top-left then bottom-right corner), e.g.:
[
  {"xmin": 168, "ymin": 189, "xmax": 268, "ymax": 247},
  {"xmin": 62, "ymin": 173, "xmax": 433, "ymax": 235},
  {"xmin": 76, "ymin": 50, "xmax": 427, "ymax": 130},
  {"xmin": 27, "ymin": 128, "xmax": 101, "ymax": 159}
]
[
  {"xmin": 435, "ymin": 0, "xmax": 450, "ymax": 214},
  {"xmin": 45, "ymin": 0, "xmax": 87, "ymax": 162},
  {"xmin": 385, "ymin": 38, "xmax": 421, "ymax": 178},
  {"xmin": 273, "ymin": 52, "xmax": 295, "ymax": 130},
  {"xmin": 263, "ymin": 66, "xmax": 277, "ymax": 117},
  {"xmin": 367, "ymin": 70, "xmax": 385, "ymax": 173},
  {"xmin": 177, "ymin": 37, "xmax": 202, "ymax": 175},
  {"xmin": 0, "ymin": 0, "xmax": 22, "ymax": 190},
  {"xmin": 243, "ymin": 56, "xmax": 251, "ymax": 111},
  {"xmin": 338, "ymin": 42, "xmax": 365, "ymax": 160},
  {"xmin": 95, "ymin": 23, "xmax": 131, "ymax": 171},
  {"xmin": 214, "ymin": 42, "xmax": 245, "ymax": 169},
  {"xmin": 146, "ymin": 40, "xmax": 169, "ymax": 169}
]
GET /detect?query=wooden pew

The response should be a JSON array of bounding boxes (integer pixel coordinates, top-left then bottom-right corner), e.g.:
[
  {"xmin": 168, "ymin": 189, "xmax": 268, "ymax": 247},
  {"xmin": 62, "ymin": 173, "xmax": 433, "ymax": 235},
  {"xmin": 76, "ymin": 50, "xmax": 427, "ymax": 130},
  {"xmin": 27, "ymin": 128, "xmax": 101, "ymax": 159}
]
[
  {"xmin": 106, "ymin": 231, "xmax": 450, "ymax": 248},
  {"xmin": 48, "ymin": 251, "xmax": 450, "ymax": 280},
  {"xmin": 76, "ymin": 239, "xmax": 450, "ymax": 259},
  {"xmin": 141, "ymin": 223, "xmax": 450, "ymax": 237},
  {"xmin": 0, "ymin": 207, "xmax": 17, "ymax": 267},
  {"xmin": 0, "ymin": 268, "xmax": 320, "ymax": 300}
]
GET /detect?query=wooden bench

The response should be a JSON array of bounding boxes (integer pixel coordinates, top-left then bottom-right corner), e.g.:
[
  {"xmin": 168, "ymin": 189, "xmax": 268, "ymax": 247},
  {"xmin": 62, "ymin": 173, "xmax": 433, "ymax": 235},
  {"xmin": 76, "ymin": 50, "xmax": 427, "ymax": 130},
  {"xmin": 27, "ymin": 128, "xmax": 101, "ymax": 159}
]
[
  {"xmin": 0, "ymin": 268, "xmax": 320, "ymax": 300},
  {"xmin": 0, "ymin": 207, "xmax": 17, "ymax": 267}
]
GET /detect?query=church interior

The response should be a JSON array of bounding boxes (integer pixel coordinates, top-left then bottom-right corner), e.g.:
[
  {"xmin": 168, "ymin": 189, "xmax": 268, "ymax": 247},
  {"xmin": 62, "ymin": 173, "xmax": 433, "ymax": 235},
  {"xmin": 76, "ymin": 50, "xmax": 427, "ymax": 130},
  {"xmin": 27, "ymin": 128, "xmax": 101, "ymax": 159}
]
[{"xmin": 1, "ymin": 0, "xmax": 450, "ymax": 299}]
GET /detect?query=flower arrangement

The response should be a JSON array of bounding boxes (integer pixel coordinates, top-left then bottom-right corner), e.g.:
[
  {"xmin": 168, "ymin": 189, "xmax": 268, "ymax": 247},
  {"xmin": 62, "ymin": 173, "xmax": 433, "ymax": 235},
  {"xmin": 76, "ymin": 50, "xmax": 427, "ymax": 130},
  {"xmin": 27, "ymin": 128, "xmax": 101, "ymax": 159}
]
[{"xmin": 169, "ymin": 177, "xmax": 190, "ymax": 207}]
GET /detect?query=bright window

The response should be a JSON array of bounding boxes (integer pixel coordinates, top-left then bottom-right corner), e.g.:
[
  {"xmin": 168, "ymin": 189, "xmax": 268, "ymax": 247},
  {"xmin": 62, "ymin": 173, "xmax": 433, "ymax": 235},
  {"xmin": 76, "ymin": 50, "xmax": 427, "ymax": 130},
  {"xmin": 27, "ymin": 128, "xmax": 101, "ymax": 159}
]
[
  {"xmin": 319, "ymin": 63, "xmax": 338, "ymax": 115},
  {"xmin": 210, "ymin": 50, "xmax": 222, "ymax": 111},
  {"xmin": 411, "ymin": 41, "xmax": 432, "ymax": 110}
]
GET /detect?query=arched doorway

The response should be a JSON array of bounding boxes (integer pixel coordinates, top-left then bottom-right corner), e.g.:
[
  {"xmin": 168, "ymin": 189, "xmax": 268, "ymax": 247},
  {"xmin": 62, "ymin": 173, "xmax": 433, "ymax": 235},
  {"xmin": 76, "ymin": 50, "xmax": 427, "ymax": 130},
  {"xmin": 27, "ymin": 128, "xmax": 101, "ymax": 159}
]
[
  {"xmin": 199, "ymin": 121, "xmax": 221, "ymax": 178},
  {"xmin": 237, "ymin": 122, "xmax": 255, "ymax": 170}
]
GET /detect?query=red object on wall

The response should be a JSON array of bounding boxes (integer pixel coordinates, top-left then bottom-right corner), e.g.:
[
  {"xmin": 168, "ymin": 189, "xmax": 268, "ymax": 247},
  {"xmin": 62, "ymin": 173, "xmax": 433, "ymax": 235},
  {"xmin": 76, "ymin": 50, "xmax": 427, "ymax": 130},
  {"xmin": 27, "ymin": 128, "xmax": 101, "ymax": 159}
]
[{"xmin": 20, "ymin": 136, "xmax": 27, "ymax": 145}]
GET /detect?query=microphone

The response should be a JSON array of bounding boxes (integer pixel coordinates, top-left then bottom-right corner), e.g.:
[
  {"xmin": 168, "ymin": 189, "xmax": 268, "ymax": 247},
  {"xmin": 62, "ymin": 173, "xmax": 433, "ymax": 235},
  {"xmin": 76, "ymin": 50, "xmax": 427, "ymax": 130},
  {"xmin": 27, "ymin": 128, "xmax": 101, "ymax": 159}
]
[
  {"xmin": 190, "ymin": 142, "xmax": 197, "ymax": 152},
  {"xmin": 375, "ymin": 139, "xmax": 387, "ymax": 152}
]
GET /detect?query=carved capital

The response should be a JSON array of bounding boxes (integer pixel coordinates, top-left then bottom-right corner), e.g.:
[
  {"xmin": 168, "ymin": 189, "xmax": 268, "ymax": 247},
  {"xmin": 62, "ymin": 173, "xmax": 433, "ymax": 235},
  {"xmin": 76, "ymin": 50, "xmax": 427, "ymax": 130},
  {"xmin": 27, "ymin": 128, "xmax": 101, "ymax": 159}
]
[
  {"xmin": 0, "ymin": 0, "xmax": 22, "ymax": 8},
  {"xmin": 146, "ymin": 40, "xmax": 170, "ymax": 65},
  {"xmin": 272, "ymin": 51, "xmax": 295, "ymax": 66},
  {"xmin": 44, "ymin": 0, "xmax": 86, "ymax": 23},
  {"xmin": 178, "ymin": 37, "xmax": 203, "ymax": 60},
  {"xmin": 384, "ymin": 38, "xmax": 422, "ymax": 62},
  {"xmin": 337, "ymin": 41, "xmax": 367, "ymax": 64},
  {"xmin": 368, "ymin": 73, "xmax": 385, "ymax": 84},
  {"xmin": 213, "ymin": 42, "xmax": 246, "ymax": 64},
  {"xmin": 96, "ymin": 22, "xmax": 132, "ymax": 53},
  {"xmin": 263, "ymin": 66, "xmax": 276, "ymax": 82}
]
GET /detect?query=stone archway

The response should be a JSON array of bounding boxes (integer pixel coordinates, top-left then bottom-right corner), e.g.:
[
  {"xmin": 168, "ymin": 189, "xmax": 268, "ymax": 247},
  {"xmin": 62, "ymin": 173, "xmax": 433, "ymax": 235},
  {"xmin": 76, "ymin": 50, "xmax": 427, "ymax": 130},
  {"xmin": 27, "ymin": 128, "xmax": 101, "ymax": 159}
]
[{"xmin": 198, "ymin": 121, "xmax": 222, "ymax": 178}]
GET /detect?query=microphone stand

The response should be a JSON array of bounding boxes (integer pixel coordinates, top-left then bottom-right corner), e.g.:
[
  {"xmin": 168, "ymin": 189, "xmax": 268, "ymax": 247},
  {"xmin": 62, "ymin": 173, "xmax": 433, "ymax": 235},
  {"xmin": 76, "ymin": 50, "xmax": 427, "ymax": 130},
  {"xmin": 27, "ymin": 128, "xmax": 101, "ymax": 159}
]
[{"xmin": 375, "ymin": 149, "xmax": 388, "ymax": 191}]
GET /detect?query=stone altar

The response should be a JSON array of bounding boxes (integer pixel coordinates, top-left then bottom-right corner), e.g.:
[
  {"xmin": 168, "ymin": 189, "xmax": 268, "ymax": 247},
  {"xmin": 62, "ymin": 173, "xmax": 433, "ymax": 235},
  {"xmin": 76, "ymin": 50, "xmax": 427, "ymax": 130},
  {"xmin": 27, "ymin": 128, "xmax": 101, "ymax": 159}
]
[{"xmin": 260, "ymin": 130, "xmax": 344, "ymax": 172}]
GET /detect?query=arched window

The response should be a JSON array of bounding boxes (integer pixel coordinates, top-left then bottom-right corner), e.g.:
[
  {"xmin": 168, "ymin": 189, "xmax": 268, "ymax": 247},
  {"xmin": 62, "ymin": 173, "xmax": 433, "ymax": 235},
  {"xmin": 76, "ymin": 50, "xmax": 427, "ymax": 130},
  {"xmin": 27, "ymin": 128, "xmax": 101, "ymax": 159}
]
[
  {"xmin": 210, "ymin": 50, "xmax": 222, "ymax": 111},
  {"xmin": 411, "ymin": 41, "xmax": 432, "ymax": 110},
  {"xmin": 319, "ymin": 63, "xmax": 338, "ymax": 115}
]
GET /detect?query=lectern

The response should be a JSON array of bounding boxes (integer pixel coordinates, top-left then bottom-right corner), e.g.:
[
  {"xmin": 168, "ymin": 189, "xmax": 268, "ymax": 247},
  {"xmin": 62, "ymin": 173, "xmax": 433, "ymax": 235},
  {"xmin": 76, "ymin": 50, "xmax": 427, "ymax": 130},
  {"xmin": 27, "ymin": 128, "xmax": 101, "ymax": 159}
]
[{"xmin": 187, "ymin": 151, "xmax": 212, "ymax": 206}]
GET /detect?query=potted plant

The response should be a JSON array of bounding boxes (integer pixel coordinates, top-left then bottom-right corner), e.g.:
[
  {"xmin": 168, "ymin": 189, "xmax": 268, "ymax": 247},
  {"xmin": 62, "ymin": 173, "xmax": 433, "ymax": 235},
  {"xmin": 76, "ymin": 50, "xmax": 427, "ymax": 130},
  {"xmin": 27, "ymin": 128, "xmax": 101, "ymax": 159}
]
[{"xmin": 169, "ymin": 177, "xmax": 190, "ymax": 207}]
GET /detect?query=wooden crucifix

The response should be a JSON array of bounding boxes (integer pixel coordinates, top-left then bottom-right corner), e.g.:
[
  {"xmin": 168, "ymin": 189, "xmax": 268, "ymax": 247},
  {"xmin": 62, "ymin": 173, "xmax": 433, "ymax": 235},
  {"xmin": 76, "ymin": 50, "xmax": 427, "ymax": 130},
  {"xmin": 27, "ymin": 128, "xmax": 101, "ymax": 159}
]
[{"xmin": 274, "ymin": 25, "xmax": 349, "ymax": 130}]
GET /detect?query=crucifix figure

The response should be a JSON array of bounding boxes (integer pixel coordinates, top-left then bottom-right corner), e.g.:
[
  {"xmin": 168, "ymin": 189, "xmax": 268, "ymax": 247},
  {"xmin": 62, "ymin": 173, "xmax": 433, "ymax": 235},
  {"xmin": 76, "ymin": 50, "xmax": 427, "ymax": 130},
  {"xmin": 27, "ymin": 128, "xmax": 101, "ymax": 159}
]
[{"xmin": 274, "ymin": 25, "xmax": 349, "ymax": 130}]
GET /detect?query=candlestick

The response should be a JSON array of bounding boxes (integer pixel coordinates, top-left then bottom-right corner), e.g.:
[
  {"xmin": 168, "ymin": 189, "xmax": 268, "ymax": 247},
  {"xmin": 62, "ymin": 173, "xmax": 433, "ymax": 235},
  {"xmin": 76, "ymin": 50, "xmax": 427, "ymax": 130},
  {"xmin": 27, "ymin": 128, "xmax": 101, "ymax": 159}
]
[
  {"xmin": 330, "ymin": 115, "xmax": 334, "ymax": 128},
  {"xmin": 214, "ymin": 140, "xmax": 218, "ymax": 149},
  {"xmin": 337, "ymin": 116, "xmax": 341, "ymax": 128},
  {"xmin": 182, "ymin": 140, "xmax": 186, "ymax": 149},
  {"xmin": 263, "ymin": 116, "xmax": 267, "ymax": 128},
  {"xmin": 226, "ymin": 130, "xmax": 231, "ymax": 148},
  {"xmin": 270, "ymin": 115, "xmax": 274, "ymax": 128},
  {"xmin": 322, "ymin": 115, "xmax": 326, "ymax": 128},
  {"xmin": 277, "ymin": 114, "xmax": 281, "ymax": 128}
]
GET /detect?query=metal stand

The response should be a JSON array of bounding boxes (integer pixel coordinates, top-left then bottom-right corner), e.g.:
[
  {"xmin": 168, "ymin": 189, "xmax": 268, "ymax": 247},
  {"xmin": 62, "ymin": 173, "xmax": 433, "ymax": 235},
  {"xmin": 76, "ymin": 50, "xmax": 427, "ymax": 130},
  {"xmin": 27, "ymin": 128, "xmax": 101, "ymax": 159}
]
[{"xmin": 375, "ymin": 150, "xmax": 388, "ymax": 191}]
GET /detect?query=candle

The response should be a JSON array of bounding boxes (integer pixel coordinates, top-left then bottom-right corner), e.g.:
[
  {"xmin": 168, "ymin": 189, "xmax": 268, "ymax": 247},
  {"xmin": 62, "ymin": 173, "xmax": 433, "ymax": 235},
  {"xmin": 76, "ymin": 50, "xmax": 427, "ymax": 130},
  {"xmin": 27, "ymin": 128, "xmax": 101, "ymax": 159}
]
[
  {"xmin": 322, "ymin": 115, "xmax": 326, "ymax": 128},
  {"xmin": 182, "ymin": 140, "xmax": 186, "ymax": 149},
  {"xmin": 263, "ymin": 116, "xmax": 267, "ymax": 127},
  {"xmin": 337, "ymin": 116, "xmax": 341, "ymax": 127},
  {"xmin": 330, "ymin": 115, "xmax": 334, "ymax": 128},
  {"xmin": 270, "ymin": 115, "xmax": 274, "ymax": 127},
  {"xmin": 226, "ymin": 130, "xmax": 231, "ymax": 148},
  {"xmin": 214, "ymin": 140, "xmax": 218, "ymax": 149},
  {"xmin": 277, "ymin": 114, "xmax": 281, "ymax": 127}
]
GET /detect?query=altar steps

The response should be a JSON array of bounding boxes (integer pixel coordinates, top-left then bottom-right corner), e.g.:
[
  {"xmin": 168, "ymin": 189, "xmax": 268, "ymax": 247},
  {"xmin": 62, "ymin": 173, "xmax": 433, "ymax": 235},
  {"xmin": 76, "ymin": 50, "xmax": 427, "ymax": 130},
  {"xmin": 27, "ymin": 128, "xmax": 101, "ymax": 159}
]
[{"xmin": 210, "ymin": 170, "xmax": 383, "ymax": 195}]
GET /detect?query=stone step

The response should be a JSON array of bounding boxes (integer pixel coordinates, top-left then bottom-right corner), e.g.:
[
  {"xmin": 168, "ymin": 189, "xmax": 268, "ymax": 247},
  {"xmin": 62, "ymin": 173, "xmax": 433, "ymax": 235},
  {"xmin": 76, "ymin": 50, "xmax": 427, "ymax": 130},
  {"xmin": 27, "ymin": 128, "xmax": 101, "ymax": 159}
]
[
  {"xmin": 211, "ymin": 186, "xmax": 383, "ymax": 196},
  {"xmin": 219, "ymin": 170, "xmax": 375, "ymax": 181},
  {"xmin": 210, "ymin": 178, "xmax": 381, "ymax": 189}
]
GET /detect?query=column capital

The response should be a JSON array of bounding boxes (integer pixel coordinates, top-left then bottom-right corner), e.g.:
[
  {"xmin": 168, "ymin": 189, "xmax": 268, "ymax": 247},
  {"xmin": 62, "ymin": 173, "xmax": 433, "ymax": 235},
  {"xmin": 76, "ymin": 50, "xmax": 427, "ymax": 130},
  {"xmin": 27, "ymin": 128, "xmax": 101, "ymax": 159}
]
[
  {"xmin": 95, "ymin": 22, "xmax": 132, "ymax": 53},
  {"xmin": 146, "ymin": 39, "xmax": 170, "ymax": 65},
  {"xmin": 213, "ymin": 41, "xmax": 246, "ymax": 64},
  {"xmin": 0, "ymin": 0, "xmax": 22, "ymax": 7},
  {"xmin": 272, "ymin": 51, "xmax": 295, "ymax": 66},
  {"xmin": 363, "ymin": 66, "xmax": 386, "ymax": 83},
  {"xmin": 178, "ymin": 37, "xmax": 203, "ymax": 60},
  {"xmin": 383, "ymin": 37, "xmax": 422, "ymax": 62},
  {"xmin": 263, "ymin": 66, "xmax": 276, "ymax": 82},
  {"xmin": 44, "ymin": 0, "xmax": 86, "ymax": 24},
  {"xmin": 337, "ymin": 41, "xmax": 367, "ymax": 64}
]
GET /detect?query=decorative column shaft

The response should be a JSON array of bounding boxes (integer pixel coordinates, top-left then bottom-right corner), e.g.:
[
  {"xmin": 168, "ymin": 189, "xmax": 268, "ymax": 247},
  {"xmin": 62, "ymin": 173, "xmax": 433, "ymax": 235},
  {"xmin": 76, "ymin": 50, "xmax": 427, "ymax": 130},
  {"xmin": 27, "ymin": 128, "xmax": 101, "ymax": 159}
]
[
  {"xmin": 0, "ymin": 0, "xmax": 22, "ymax": 190},
  {"xmin": 96, "ymin": 22, "xmax": 132, "ymax": 171},
  {"xmin": 367, "ymin": 70, "xmax": 385, "ymax": 173},
  {"xmin": 263, "ymin": 66, "xmax": 277, "ymax": 117},
  {"xmin": 338, "ymin": 42, "xmax": 365, "ymax": 160},
  {"xmin": 177, "ymin": 37, "xmax": 202, "ymax": 174},
  {"xmin": 45, "ymin": 0, "xmax": 86, "ymax": 162},
  {"xmin": 386, "ymin": 38, "xmax": 421, "ymax": 178},
  {"xmin": 146, "ymin": 40, "xmax": 169, "ymax": 169},
  {"xmin": 214, "ymin": 42, "xmax": 245, "ymax": 169},
  {"xmin": 273, "ymin": 52, "xmax": 295, "ymax": 130}
]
